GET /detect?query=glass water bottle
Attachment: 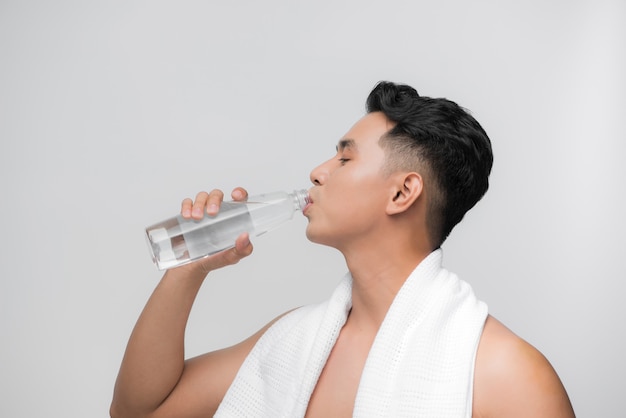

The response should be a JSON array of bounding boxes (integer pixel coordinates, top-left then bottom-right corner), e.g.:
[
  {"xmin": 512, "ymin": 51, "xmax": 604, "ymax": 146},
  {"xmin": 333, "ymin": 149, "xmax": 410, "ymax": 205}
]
[{"xmin": 145, "ymin": 189, "xmax": 309, "ymax": 270}]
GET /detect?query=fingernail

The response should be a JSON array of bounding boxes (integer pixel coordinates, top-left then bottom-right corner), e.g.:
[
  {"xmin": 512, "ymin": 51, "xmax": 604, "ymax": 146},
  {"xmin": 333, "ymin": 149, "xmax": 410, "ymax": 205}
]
[
  {"xmin": 207, "ymin": 204, "xmax": 218, "ymax": 214},
  {"xmin": 182, "ymin": 208, "xmax": 191, "ymax": 217},
  {"xmin": 192, "ymin": 208, "xmax": 202, "ymax": 217}
]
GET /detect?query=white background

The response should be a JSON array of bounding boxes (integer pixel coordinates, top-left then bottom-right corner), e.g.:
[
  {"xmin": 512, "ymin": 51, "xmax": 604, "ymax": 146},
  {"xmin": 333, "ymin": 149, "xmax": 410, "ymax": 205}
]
[{"xmin": 1, "ymin": 1, "xmax": 624, "ymax": 416}]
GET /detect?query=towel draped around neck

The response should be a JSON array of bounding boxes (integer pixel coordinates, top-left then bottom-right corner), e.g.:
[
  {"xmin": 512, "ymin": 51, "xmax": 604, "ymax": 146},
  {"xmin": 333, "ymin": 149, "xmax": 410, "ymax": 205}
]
[{"xmin": 215, "ymin": 250, "xmax": 487, "ymax": 417}]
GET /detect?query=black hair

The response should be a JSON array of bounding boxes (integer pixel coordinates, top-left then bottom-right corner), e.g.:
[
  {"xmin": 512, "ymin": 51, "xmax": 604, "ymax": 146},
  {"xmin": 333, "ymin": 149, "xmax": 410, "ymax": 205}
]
[{"xmin": 366, "ymin": 81, "xmax": 493, "ymax": 247}]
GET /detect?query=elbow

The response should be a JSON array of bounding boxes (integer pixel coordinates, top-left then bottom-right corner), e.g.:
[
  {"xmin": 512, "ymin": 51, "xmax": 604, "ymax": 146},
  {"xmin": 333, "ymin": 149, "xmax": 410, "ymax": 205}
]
[
  {"xmin": 109, "ymin": 401, "xmax": 149, "ymax": 418},
  {"xmin": 109, "ymin": 401, "xmax": 126, "ymax": 418},
  {"xmin": 109, "ymin": 402, "xmax": 120, "ymax": 418}
]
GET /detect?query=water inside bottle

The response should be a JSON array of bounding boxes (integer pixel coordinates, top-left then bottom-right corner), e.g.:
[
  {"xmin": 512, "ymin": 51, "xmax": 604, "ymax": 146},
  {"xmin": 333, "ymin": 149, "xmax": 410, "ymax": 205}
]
[{"xmin": 146, "ymin": 202, "xmax": 254, "ymax": 270}]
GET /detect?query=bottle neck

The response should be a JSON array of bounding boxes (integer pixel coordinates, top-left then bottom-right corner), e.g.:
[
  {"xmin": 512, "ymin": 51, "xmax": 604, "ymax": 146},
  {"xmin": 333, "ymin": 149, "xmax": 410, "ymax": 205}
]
[{"xmin": 292, "ymin": 189, "xmax": 309, "ymax": 211}]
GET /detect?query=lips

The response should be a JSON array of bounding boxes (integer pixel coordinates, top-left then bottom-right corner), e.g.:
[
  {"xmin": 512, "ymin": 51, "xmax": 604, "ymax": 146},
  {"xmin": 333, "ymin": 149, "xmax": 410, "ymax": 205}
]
[{"xmin": 303, "ymin": 192, "xmax": 313, "ymax": 215}]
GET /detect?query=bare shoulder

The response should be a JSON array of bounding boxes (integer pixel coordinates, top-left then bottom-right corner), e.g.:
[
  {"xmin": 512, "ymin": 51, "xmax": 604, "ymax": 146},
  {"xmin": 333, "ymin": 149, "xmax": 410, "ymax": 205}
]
[{"xmin": 472, "ymin": 315, "xmax": 575, "ymax": 418}]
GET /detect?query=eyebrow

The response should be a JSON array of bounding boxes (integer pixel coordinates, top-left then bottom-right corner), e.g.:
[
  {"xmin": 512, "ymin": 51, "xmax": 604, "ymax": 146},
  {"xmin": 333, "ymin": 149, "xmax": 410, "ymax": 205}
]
[{"xmin": 336, "ymin": 138, "xmax": 357, "ymax": 152}]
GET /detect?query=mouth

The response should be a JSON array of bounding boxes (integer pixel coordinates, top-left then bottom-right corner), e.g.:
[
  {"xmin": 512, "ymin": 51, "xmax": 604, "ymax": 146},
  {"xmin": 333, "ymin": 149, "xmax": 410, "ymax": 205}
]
[{"xmin": 303, "ymin": 192, "xmax": 313, "ymax": 215}]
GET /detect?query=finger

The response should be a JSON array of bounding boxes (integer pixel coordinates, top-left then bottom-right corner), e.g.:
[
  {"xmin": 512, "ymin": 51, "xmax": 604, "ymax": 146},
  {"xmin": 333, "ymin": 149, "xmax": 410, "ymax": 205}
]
[
  {"xmin": 194, "ymin": 232, "xmax": 253, "ymax": 273},
  {"xmin": 234, "ymin": 232, "xmax": 253, "ymax": 257},
  {"xmin": 205, "ymin": 189, "xmax": 225, "ymax": 216},
  {"xmin": 181, "ymin": 198, "xmax": 193, "ymax": 218},
  {"xmin": 223, "ymin": 232, "xmax": 254, "ymax": 265},
  {"xmin": 190, "ymin": 191, "xmax": 210, "ymax": 219},
  {"xmin": 231, "ymin": 187, "xmax": 249, "ymax": 202}
]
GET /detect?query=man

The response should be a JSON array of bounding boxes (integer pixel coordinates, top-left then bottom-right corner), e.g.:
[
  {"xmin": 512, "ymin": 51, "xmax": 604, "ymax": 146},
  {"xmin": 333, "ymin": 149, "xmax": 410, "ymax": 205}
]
[{"xmin": 111, "ymin": 81, "xmax": 575, "ymax": 417}]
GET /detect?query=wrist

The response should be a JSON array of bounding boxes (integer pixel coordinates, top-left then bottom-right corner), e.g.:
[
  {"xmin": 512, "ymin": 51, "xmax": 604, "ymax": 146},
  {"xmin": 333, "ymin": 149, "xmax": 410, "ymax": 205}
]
[{"xmin": 165, "ymin": 260, "xmax": 211, "ymax": 282}]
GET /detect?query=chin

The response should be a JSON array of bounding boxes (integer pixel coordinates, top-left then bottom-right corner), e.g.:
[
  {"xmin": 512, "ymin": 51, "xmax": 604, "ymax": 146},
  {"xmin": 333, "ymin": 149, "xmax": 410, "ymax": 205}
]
[
  {"xmin": 305, "ymin": 225, "xmax": 329, "ymax": 246},
  {"xmin": 305, "ymin": 227, "xmax": 341, "ymax": 250},
  {"xmin": 304, "ymin": 227, "xmax": 319, "ymax": 244}
]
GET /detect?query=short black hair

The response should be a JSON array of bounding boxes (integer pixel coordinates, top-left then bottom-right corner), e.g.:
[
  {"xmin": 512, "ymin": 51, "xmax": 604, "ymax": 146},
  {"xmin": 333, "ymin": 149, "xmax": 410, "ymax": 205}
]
[{"xmin": 366, "ymin": 81, "xmax": 493, "ymax": 247}]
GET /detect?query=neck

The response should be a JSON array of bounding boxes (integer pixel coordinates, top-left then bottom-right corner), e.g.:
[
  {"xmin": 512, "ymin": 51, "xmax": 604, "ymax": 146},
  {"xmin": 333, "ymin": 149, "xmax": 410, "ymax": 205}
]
[{"xmin": 340, "ymin": 233, "xmax": 432, "ymax": 331}]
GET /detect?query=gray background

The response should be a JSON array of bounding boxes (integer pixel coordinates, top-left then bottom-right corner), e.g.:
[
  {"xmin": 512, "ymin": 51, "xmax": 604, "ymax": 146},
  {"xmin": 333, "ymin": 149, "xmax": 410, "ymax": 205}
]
[{"xmin": 1, "ymin": 1, "xmax": 624, "ymax": 417}]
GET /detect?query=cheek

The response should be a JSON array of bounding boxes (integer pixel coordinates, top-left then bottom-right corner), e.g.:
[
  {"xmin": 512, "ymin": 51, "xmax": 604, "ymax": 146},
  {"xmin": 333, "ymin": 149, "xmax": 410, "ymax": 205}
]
[{"xmin": 331, "ymin": 191, "xmax": 384, "ymax": 231}]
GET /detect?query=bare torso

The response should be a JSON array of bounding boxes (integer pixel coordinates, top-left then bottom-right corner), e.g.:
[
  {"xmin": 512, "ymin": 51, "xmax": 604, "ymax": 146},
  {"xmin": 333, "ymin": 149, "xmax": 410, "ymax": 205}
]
[{"xmin": 304, "ymin": 317, "xmax": 377, "ymax": 418}]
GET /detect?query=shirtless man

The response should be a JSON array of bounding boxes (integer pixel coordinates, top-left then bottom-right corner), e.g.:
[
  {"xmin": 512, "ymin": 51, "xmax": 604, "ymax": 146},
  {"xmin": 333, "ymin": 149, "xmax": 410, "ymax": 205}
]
[{"xmin": 110, "ymin": 81, "xmax": 575, "ymax": 417}]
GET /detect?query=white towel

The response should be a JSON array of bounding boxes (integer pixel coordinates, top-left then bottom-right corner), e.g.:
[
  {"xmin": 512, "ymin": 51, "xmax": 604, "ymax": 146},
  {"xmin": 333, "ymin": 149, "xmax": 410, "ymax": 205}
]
[{"xmin": 215, "ymin": 249, "xmax": 487, "ymax": 417}]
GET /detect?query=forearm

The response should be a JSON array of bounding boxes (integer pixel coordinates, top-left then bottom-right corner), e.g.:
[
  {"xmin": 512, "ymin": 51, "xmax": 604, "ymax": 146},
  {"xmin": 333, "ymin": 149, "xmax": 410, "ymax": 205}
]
[{"xmin": 111, "ymin": 267, "xmax": 207, "ymax": 417}]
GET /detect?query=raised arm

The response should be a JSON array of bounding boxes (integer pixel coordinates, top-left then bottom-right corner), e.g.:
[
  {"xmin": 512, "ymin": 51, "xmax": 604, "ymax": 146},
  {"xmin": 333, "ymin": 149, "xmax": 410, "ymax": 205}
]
[{"xmin": 110, "ymin": 188, "xmax": 262, "ymax": 418}]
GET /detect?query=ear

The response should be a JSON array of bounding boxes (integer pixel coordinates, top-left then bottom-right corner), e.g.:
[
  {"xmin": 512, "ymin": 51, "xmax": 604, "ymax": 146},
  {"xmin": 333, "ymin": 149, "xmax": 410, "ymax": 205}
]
[{"xmin": 386, "ymin": 172, "xmax": 423, "ymax": 215}]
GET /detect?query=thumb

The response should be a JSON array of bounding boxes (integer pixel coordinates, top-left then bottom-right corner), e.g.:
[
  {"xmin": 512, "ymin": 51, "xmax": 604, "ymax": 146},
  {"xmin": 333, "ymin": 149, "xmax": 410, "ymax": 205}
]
[
  {"xmin": 185, "ymin": 233, "xmax": 254, "ymax": 275},
  {"xmin": 222, "ymin": 233, "xmax": 254, "ymax": 265}
]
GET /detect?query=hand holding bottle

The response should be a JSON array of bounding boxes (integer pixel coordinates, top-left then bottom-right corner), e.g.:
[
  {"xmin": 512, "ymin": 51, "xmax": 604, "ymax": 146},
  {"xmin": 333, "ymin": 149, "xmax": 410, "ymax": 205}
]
[
  {"xmin": 169, "ymin": 187, "xmax": 254, "ymax": 275},
  {"xmin": 145, "ymin": 186, "xmax": 308, "ymax": 271}
]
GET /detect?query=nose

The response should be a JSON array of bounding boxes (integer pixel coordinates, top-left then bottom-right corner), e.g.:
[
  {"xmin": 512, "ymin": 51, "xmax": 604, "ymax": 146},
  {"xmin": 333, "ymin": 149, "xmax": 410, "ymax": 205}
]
[{"xmin": 309, "ymin": 158, "xmax": 331, "ymax": 185}]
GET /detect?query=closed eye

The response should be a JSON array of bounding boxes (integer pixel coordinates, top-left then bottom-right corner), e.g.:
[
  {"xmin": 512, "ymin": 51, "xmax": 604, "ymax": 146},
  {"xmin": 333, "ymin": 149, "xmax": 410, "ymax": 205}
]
[{"xmin": 338, "ymin": 157, "xmax": 350, "ymax": 165}]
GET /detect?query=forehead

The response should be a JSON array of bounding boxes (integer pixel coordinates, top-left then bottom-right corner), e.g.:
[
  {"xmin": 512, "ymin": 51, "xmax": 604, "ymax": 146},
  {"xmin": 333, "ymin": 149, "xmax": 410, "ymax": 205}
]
[{"xmin": 337, "ymin": 112, "xmax": 394, "ymax": 150}]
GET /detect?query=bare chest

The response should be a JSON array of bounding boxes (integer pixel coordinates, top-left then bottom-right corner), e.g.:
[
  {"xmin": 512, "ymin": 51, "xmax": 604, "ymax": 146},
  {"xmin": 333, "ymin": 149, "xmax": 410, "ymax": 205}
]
[{"xmin": 304, "ymin": 329, "xmax": 375, "ymax": 418}]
